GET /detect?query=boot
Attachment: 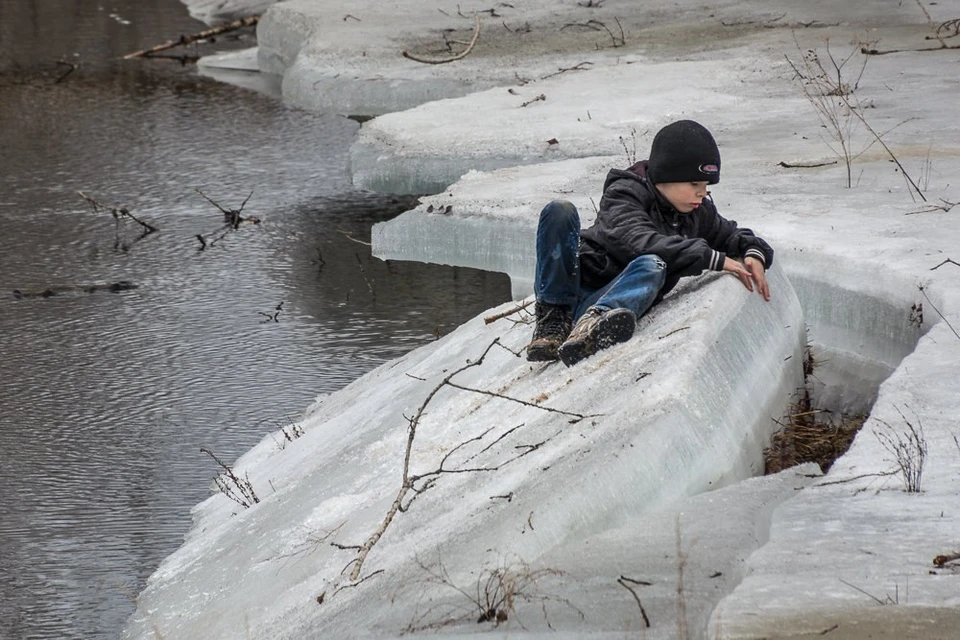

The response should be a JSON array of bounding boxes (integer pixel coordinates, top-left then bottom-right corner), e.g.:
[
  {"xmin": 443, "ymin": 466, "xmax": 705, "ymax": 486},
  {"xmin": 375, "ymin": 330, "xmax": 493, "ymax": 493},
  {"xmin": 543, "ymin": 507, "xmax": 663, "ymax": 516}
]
[
  {"xmin": 526, "ymin": 302, "xmax": 573, "ymax": 362},
  {"xmin": 558, "ymin": 306, "xmax": 636, "ymax": 367}
]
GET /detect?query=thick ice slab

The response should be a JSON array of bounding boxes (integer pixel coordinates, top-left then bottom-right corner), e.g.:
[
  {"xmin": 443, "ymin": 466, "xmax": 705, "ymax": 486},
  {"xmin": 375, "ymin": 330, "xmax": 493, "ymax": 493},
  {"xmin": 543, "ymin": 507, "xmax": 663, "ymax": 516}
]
[
  {"xmin": 253, "ymin": 0, "xmax": 930, "ymax": 121},
  {"xmin": 710, "ymin": 328, "xmax": 960, "ymax": 639},
  {"xmin": 256, "ymin": 0, "xmax": 734, "ymax": 117},
  {"xmin": 350, "ymin": 58, "xmax": 747, "ymax": 194},
  {"xmin": 372, "ymin": 156, "xmax": 616, "ymax": 297},
  {"xmin": 124, "ymin": 264, "xmax": 806, "ymax": 638}
]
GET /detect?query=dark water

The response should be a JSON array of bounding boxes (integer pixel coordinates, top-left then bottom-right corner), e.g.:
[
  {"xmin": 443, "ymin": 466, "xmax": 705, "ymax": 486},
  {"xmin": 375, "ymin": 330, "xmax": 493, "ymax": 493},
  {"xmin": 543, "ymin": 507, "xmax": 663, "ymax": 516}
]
[{"xmin": 0, "ymin": 2, "xmax": 510, "ymax": 638}]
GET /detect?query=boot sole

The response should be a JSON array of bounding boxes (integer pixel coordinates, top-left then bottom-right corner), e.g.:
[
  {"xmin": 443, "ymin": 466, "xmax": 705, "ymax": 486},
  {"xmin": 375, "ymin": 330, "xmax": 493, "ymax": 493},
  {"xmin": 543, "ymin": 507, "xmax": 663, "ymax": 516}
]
[
  {"xmin": 559, "ymin": 309, "xmax": 636, "ymax": 367},
  {"xmin": 526, "ymin": 343, "xmax": 560, "ymax": 362}
]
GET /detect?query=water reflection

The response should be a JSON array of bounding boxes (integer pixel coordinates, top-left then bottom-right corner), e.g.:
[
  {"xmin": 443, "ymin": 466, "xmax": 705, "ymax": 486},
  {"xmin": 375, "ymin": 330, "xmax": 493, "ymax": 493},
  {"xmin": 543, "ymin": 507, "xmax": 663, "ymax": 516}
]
[{"xmin": 0, "ymin": 1, "xmax": 511, "ymax": 638}]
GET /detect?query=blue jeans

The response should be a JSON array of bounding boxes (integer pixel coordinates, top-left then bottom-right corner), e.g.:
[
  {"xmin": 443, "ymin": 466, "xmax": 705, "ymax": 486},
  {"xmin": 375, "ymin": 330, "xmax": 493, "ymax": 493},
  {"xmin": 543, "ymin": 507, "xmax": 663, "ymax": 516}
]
[{"xmin": 534, "ymin": 200, "xmax": 666, "ymax": 321}]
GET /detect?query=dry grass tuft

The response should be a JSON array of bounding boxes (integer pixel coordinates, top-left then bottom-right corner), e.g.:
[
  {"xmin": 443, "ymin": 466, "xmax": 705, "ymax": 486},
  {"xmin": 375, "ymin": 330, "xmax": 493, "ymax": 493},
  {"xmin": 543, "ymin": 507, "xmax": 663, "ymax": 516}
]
[
  {"xmin": 765, "ymin": 401, "xmax": 866, "ymax": 474},
  {"xmin": 766, "ymin": 339, "xmax": 866, "ymax": 474},
  {"xmin": 404, "ymin": 554, "xmax": 581, "ymax": 634}
]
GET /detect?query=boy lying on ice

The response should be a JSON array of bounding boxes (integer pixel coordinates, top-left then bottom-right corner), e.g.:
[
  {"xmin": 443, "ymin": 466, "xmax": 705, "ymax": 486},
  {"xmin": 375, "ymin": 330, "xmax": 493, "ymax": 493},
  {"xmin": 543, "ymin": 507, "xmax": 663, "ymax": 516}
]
[{"xmin": 527, "ymin": 119, "xmax": 774, "ymax": 366}]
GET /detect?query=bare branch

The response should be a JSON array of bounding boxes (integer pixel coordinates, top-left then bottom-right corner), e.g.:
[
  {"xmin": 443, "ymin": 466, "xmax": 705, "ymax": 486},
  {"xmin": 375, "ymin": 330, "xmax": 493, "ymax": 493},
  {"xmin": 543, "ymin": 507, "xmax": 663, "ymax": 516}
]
[
  {"xmin": 520, "ymin": 94, "xmax": 546, "ymax": 107},
  {"xmin": 908, "ymin": 200, "xmax": 958, "ymax": 216},
  {"xmin": 839, "ymin": 578, "xmax": 898, "ymax": 605},
  {"xmin": 658, "ymin": 326, "xmax": 690, "ymax": 340},
  {"xmin": 355, "ymin": 253, "xmax": 376, "ymax": 298},
  {"xmin": 618, "ymin": 576, "xmax": 651, "ymax": 627},
  {"xmin": 484, "ymin": 300, "xmax": 534, "ymax": 324},
  {"xmin": 200, "ymin": 447, "xmax": 259, "ymax": 507},
  {"xmin": 77, "ymin": 191, "xmax": 159, "ymax": 233},
  {"xmin": 444, "ymin": 381, "xmax": 596, "ymax": 422},
  {"xmin": 813, "ymin": 470, "xmax": 898, "ymax": 487},
  {"xmin": 124, "ymin": 16, "xmax": 259, "ymax": 59},
  {"xmin": 918, "ymin": 285, "xmax": 960, "ymax": 340},
  {"xmin": 778, "ymin": 160, "xmax": 838, "ymax": 168},
  {"xmin": 54, "ymin": 59, "xmax": 76, "ymax": 83},
  {"xmin": 338, "ymin": 230, "xmax": 372, "ymax": 246},
  {"xmin": 403, "ymin": 14, "xmax": 480, "ymax": 64},
  {"xmin": 540, "ymin": 61, "xmax": 592, "ymax": 80},
  {"xmin": 194, "ymin": 187, "xmax": 233, "ymax": 216}
]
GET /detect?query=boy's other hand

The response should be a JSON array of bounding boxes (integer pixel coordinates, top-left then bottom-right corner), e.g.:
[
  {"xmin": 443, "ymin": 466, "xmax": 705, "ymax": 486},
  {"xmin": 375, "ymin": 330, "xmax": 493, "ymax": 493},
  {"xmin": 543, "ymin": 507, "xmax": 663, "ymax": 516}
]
[
  {"xmin": 744, "ymin": 256, "xmax": 771, "ymax": 301},
  {"xmin": 723, "ymin": 256, "xmax": 770, "ymax": 301}
]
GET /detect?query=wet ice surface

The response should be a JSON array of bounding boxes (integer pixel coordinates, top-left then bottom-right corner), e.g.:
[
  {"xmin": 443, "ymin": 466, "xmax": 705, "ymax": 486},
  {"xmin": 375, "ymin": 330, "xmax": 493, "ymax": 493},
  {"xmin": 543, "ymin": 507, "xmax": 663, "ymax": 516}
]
[{"xmin": 121, "ymin": 0, "xmax": 960, "ymax": 637}]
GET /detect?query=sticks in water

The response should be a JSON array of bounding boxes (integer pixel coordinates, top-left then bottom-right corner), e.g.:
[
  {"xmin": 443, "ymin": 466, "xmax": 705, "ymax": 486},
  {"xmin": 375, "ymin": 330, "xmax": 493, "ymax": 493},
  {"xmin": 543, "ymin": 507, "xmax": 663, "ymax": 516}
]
[{"xmin": 123, "ymin": 16, "xmax": 260, "ymax": 60}]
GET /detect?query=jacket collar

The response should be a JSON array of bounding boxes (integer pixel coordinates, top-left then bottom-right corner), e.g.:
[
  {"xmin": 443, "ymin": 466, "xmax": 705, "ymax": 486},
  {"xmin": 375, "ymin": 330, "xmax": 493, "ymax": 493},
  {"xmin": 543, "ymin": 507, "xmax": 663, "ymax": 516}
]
[{"xmin": 625, "ymin": 159, "xmax": 680, "ymax": 215}]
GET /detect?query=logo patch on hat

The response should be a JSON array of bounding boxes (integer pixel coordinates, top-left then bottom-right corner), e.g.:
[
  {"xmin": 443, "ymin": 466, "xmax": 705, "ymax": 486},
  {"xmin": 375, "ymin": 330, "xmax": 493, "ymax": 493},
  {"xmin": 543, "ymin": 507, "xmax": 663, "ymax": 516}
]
[{"xmin": 699, "ymin": 163, "xmax": 719, "ymax": 174}]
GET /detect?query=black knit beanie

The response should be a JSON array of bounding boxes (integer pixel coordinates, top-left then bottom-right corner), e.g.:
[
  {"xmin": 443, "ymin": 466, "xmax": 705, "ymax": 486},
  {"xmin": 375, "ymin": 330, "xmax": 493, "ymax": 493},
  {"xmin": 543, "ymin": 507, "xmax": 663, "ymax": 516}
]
[{"xmin": 646, "ymin": 120, "xmax": 721, "ymax": 185}]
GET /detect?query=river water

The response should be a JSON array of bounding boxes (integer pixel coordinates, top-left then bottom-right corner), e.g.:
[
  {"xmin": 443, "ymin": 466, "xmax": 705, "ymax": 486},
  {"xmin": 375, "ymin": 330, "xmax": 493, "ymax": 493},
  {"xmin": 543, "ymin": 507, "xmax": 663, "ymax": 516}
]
[{"xmin": 0, "ymin": 2, "xmax": 510, "ymax": 638}]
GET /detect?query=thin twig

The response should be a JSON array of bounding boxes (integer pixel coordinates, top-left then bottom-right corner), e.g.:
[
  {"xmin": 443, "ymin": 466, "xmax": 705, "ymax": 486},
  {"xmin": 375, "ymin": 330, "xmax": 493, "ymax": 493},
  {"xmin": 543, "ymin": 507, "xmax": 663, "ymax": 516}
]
[
  {"xmin": 838, "ymin": 578, "xmax": 892, "ymax": 605},
  {"xmin": 918, "ymin": 285, "xmax": 960, "ymax": 340},
  {"xmin": 778, "ymin": 160, "xmax": 838, "ymax": 168},
  {"xmin": 930, "ymin": 258, "xmax": 960, "ymax": 270},
  {"xmin": 813, "ymin": 469, "xmax": 898, "ymax": 487},
  {"xmin": 445, "ymin": 381, "xmax": 596, "ymax": 422},
  {"xmin": 844, "ymin": 104, "xmax": 926, "ymax": 201},
  {"xmin": 403, "ymin": 14, "xmax": 480, "ymax": 64},
  {"xmin": 520, "ymin": 94, "xmax": 546, "ymax": 107},
  {"xmin": 908, "ymin": 199, "xmax": 958, "ymax": 215},
  {"xmin": 77, "ymin": 191, "xmax": 159, "ymax": 233},
  {"xmin": 540, "ymin": 61, "xmax": 592, "ymax": 80},
  {"xmin": 617, "ymin": 576, "xmax": 651, "ymax": 627},
  {"xmin": 136, "ymin": 53, "xmax": 200, "ymax": 64},
  {"xmin": 338, "ymin": 230, "xmax": 372, "ymax": 246},
  {"xmin": 54, "ymin": 60, "xmax": 75, "ymax": 83},
  {"xmin": 124, "ymin": 16, "xmax": 259, "ymax": 59},
  {"xmin": 194, "ymin": 187, "xmax": 232, "ymax": 215},
  {"xmin": 355, "ymin": 253, "xmax": 376, "ymax": 297},
  {"xmin": 484, "ymin": 300, "xmax": 534, "ymax": 324},
  {"xmin": 862, "ymin": 43, "xmax": 960, "ymax": 55},
  {"xmin": 658, "ymin": 326, "xmax": 690, "ymax": 340}
]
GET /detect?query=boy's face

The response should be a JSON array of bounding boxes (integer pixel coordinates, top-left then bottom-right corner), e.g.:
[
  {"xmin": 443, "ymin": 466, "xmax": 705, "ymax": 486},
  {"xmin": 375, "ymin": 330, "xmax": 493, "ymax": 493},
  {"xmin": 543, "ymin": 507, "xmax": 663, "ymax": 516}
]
[{"xmin": 655, "ymin": 181, "xmax": 709, "ymax": 213}]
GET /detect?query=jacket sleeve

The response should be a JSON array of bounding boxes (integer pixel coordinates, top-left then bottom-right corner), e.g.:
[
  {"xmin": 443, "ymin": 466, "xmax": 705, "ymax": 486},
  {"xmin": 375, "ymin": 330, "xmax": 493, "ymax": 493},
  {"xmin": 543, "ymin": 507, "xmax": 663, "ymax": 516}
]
[
  {"xmin": 701, "ymin": 200, "xmax": 775, "ymax": 269},
  {"xmin": 596, "ymin": 182, "xmax": 723, "ymax": 278}
]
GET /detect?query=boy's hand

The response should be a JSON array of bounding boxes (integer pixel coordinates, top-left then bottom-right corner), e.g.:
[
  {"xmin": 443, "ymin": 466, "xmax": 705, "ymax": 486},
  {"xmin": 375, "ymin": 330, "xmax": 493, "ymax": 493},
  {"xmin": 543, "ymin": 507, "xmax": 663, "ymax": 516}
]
[
  {"xmin": 744, "ymin": 256, "xmax": 770, "ymax": 301},
  {"xmin": 723, "ymin": 256, "xmax": 771, "ymax": 301},
  {"xmin": 722, "ymin": 256, "xmax": 754, "ymax": 292}
]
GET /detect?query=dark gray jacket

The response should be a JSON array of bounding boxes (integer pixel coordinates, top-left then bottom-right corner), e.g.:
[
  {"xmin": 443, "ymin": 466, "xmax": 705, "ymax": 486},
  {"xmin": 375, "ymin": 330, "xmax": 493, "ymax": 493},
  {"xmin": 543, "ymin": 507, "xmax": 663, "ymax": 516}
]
[{"xmin": 579, "ymin": 160, "xmax": 774, "ymax": 295}]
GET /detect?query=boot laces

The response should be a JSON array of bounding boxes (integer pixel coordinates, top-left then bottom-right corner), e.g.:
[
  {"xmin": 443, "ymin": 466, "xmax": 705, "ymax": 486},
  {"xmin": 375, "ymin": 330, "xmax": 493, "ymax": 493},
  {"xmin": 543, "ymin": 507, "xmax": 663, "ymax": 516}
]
[{"xmin": 535, "ymin": 303, "xmax": 572, "ymax": 339}]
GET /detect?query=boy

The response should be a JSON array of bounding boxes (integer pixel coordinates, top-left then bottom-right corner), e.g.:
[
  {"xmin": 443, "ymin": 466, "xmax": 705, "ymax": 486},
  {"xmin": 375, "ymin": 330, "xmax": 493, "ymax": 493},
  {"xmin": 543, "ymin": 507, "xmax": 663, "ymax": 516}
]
[{"xmin": 527, "ymin": 119, "xmax": 773, "ymax": 366}]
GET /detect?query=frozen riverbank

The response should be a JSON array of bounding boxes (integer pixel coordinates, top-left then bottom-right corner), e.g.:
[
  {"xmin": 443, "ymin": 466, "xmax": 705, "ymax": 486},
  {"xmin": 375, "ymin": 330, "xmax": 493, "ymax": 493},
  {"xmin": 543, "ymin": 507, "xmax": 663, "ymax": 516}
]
[{"xmin": 131, "ymin": 0, "xmax": 960, "ymax": 637}]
